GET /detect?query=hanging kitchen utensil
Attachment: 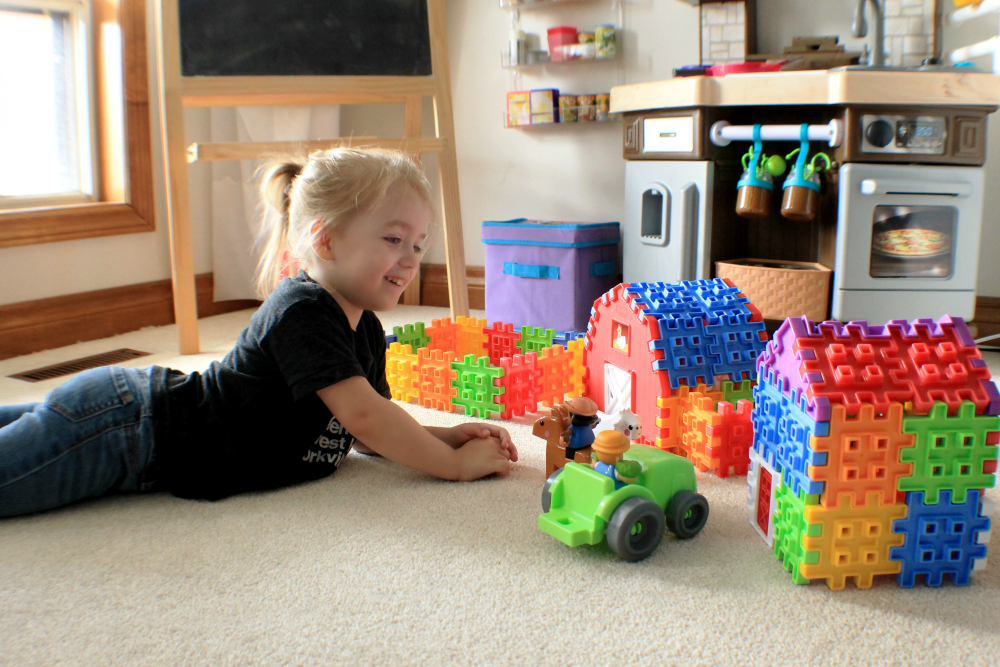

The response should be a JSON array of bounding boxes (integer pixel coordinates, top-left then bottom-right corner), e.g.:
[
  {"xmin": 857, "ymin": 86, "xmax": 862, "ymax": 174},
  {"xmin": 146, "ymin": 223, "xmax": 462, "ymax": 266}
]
[
  {"xmin": 736, "ymin": 125, "xmax": 785, "ymax": 220},
  {"xmin": 780, "ymin": 125, "xmax": 830, "ymax": 222}
]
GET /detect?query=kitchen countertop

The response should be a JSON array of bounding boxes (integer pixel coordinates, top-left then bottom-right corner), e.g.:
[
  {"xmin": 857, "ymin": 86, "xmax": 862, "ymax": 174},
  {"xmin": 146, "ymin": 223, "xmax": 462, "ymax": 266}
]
[{"xmin": 610, "ymin": 69, "xmax": 1000, "ymax": 113}]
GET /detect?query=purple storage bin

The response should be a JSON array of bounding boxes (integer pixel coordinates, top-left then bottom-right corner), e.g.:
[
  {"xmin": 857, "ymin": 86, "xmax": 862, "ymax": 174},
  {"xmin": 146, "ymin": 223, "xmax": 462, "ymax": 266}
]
[{"xmin": 482, "ymin": 219, "xmax": 621, "ymax": 333}]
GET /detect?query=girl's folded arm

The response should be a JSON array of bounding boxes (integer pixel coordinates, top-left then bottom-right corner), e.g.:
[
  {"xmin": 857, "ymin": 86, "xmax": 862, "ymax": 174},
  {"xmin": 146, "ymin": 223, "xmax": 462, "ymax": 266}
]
[{"xmin": 317, "ymin": 376, "xmax": 462, "ymax": 480}]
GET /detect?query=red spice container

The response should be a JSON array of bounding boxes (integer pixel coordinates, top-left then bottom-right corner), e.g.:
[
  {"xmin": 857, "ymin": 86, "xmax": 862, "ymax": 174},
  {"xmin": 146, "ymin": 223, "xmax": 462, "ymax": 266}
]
[{"xmin": 547, "ymin": 26, "xmax": 578, "ymax": 61}]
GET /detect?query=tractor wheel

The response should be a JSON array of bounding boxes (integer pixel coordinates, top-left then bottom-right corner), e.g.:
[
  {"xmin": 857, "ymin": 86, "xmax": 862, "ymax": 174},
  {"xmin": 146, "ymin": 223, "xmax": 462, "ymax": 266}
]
[
  {"xmin": 606, "ymin": 497, "xmax": 666, "ymax": 562},
  {"xmin": 541, "ymin": 468, "xmax": 563, "ymax": 513},
  {"xmin": 665, "ymin": 490, "xmax": 709, "ymax": 539}
]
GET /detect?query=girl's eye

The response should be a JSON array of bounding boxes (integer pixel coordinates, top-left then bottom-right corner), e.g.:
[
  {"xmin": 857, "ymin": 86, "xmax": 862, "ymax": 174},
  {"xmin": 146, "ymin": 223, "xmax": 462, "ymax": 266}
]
[
  {"xmin": 385, "ymin": 236, "xmax": 402, "ymax": 245},
  {"xmin": 414, "ymin": 245, "xmax": 425, "ymax": 254}
]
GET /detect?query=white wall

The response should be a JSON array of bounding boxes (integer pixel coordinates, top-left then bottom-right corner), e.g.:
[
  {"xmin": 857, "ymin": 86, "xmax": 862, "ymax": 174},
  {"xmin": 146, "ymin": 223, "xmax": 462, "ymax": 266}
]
[{"xmin": 2, "ymin": 0, "xmax": 1000, "ymax": 311}]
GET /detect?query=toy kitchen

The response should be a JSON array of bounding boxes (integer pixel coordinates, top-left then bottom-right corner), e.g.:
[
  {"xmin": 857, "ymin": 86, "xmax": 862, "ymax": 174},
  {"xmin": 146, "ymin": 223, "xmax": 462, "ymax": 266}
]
[{"xmin": 609, "ymin": 68, "xmax": 1000, "ymax": 324}]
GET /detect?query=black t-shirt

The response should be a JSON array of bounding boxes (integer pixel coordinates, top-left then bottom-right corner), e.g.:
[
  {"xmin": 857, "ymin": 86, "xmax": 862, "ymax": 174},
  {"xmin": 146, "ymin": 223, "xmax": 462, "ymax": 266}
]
[{"xmin": 151, "ymin": 271, "xmax": 391, "ymax": 500}]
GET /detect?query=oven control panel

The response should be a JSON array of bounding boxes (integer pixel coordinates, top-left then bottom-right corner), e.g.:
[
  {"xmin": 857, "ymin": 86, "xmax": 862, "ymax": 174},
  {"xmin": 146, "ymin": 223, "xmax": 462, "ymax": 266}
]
[{"xmin": 861, "ymin": 114, "xmax": 946, "ymax": 155}]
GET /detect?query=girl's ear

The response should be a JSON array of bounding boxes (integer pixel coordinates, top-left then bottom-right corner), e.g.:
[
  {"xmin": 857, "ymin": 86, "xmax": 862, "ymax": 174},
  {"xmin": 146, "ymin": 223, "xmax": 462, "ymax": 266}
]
[{"xmin": 310, "ymin": 220, "xmax": 335, "ymax": 261}]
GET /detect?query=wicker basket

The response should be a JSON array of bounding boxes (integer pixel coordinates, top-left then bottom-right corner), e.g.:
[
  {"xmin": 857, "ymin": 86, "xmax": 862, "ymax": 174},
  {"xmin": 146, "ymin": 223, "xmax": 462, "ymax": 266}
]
[{"xmin": 716, "ymin": 258, "xmax": 832, "ymax": 322}]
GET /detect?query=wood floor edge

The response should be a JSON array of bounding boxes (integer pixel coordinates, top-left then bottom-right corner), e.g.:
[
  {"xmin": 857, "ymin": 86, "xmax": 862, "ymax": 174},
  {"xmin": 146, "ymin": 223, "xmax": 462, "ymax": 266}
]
[{"xmin": 0, "ymin": 274, "xmax": 260, "ymax": 361}]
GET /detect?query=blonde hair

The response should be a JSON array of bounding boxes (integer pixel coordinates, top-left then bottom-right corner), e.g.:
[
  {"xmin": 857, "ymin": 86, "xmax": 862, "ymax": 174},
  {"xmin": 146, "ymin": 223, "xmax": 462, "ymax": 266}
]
[{"xmin": 255, "ymin": 147, "xmax": 434, "ymax": 297}]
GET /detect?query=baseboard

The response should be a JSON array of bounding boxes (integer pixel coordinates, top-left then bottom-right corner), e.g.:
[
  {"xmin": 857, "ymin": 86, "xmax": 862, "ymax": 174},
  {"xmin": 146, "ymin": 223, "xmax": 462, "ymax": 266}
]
[
  {"xmin": 0, "ymin": 274, "xmax": 260, "ymax": 361},
  {"xmin": 420, "ymin": 263, "xmax": 485, "ymax": 310},
  {"xmin": 5, "ymin": 269, "xmax": 992, "ymax": 362}
]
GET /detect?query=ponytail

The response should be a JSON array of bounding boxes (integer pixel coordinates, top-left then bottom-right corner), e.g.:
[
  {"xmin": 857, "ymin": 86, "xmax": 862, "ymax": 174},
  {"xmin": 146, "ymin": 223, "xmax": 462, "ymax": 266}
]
[{"xmin": 256, "ymin": 159, "xmax": 305, "ymax": 297}]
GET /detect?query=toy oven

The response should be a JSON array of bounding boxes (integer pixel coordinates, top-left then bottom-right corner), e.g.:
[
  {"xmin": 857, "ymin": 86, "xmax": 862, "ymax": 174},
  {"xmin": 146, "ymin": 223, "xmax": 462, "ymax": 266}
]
[{"xmin": 832, "ymin": 162, "xmax": 985, "ymax": 322}]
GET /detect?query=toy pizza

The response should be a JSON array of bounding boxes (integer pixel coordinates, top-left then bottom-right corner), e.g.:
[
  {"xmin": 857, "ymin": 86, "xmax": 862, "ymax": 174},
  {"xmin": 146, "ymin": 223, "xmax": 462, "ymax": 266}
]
[{"xmin": 872, "ymin": 228, "xmax": 949, "ymax": 258}]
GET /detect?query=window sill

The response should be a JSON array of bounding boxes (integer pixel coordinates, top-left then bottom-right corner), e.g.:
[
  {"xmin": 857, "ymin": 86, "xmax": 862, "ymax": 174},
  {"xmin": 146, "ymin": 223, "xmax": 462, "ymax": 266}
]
[{"xmin": 0, "ymin": 201, "xmax": 154, "ymax": 248}]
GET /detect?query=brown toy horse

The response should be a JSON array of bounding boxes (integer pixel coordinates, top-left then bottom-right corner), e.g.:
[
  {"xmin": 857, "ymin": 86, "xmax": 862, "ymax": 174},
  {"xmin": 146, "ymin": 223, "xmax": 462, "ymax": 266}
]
[{"xmin": 533, "ymin": 403, "xmax": 592, "ymax": 477}]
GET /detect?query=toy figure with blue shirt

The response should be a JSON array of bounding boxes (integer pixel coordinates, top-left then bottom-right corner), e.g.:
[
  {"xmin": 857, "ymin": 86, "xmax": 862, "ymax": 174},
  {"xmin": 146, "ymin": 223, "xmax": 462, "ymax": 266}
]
[{"xmin": 561, "ymin": 397, "xmax": 600, "ymax": 461}]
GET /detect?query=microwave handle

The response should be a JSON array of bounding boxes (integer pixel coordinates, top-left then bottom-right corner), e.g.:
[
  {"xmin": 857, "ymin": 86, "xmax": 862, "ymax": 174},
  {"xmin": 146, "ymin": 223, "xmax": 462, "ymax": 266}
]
[{"xmin": 859, "ymin": 179, "xmax": 972, "ymax": 197}]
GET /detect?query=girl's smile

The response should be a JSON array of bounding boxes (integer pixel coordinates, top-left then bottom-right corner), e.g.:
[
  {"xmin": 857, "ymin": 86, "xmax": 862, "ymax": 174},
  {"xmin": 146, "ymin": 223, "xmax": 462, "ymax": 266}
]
[{"xmin": 307, "ymin": 186, "xmax": 432, "ymax": 327}]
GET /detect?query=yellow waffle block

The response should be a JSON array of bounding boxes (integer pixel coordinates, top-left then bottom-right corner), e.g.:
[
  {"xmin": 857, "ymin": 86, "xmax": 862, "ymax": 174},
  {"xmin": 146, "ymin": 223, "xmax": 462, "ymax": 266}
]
[
  {"xmin": 386, "ymin": 342, "xmax": 420, "ymax": 403},
  {"xmin": 800, "ymin": 497, "xmax": 906, "ymax": 590},
  {"xmin": 565, "ymin": 338, "xmax": 587, "ymax": 398},
  {"xmin": 455, "ymin": 316, "xmax": 488, "ymax": 360}
]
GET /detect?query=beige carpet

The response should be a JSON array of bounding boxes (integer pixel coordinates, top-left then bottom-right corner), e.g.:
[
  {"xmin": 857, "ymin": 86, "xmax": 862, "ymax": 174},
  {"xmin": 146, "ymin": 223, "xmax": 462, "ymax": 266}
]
[{"xmin": 1, "ymin": 306, "xmax": 999, "ymax": 666}]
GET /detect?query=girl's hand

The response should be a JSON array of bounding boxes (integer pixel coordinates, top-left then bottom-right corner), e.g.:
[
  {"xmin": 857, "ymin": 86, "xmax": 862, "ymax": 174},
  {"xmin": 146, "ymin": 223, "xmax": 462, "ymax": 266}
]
[
  {"xmin": 455, "ymin": 437, "xmax": 513, "ymax": 481},
  {"xmin": 448, "ymin": 423, "xmax": 518, "ymax": 462}
]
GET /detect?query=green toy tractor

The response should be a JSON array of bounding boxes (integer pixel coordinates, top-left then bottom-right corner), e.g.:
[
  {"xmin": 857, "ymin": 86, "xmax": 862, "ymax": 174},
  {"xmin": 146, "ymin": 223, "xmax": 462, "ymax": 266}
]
[{"xmin": 538, "ymin": 444, "xmax": 709, "ymax": 562}]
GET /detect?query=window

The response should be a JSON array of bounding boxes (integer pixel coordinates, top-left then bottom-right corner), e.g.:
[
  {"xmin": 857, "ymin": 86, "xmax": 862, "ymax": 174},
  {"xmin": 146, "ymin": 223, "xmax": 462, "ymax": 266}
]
[
  {"xmin": 0, "ymin": 0, "xmax": 153, "ymax": 248},
  {"xmin": 0, "ymin": 0, "xmax": 95, "ymax": 208}
]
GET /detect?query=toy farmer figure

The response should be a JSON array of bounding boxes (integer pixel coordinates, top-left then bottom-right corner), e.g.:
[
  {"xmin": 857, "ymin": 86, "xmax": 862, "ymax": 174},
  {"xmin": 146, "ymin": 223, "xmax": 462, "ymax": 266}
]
[
  {"xmin": 590, "ymin": 431, "xmax": 641, "ymax": 490},
  {"xmin": 562, "ymin": 397, "xmax": 599, "ymax": 461}
]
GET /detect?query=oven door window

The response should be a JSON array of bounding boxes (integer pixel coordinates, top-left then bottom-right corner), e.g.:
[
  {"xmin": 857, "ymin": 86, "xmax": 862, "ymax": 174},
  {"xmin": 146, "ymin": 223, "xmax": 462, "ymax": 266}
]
[{"xmin": 869, "ymin": 205, "xmax": 957, "ymax": 279}]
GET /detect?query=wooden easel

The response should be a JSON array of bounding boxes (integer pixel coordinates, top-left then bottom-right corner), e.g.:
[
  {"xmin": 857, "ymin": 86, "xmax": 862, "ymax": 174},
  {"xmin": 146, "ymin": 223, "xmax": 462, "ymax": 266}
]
[{"xmin": 153, "ymin": 0, "xmax": 470, "ymax": 354}]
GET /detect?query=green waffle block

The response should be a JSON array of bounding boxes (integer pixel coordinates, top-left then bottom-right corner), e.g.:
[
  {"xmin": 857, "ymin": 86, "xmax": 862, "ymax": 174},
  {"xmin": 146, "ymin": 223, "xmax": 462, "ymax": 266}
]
[
  {"xmin": 393, "ymin": 323, "xmax": 430, "ymax": 351},
  {"xmin": 450, "ymin": 354, "xmax": 506, "ymax": 419},
  {"xmin": 516, "ymin": 326, "xmax": 556, "ymax": 355},
  {"xmin": 772, "ymin": 478, "xmax": 821, "ymax": 585},
  {"xmin": 900, "ymin": 401, "xmax": 999, "ymax": 504},
  {"xmin": 720, "ymin": 380, "xmax": 755, "ymax": 408}
]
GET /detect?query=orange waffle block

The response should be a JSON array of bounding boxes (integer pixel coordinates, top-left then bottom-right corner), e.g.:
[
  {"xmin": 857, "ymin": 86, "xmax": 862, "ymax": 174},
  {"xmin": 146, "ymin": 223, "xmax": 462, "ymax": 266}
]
[
  {"xmin": 536, "ymin": 344, "xmax": 576, "ymax": 408},
  {"xmin": 417, "ymin": 347, "xmax": 458, "ymax": 412},
  {"xmin": 386, "ymin": 342, "xmax": 420, "ymax": 404},
  {"xmin": 799, "ymin": 495, "xmax": 907, "ymax": 590},
  {"xmin": 455, "ymin": 316, "xmax": 488, "ymax": 360},
  {"xmin": 655, "ymin": 384, "xmax": 722, "ymax": 453},
  {"xmin": 680, "ymin": 392, "xmax": 718, "ymax": 472},
  {"xmin": 565, "ymin": 338, "xmax": 587, "ymax": 398},
  {"xmin": 808, "ymin": 403, "xmax": 915, "ymax": 509},
  {"xmin": 705, "ymin": 398, "xmax": 754, "ymax": 478},
  {"xmin": 426, "ymin": 318, "xmax": 459, "ymax": 356},
  {"xmin": 677, "ymin": 391, "xmax": 754, "ymax": 477}
]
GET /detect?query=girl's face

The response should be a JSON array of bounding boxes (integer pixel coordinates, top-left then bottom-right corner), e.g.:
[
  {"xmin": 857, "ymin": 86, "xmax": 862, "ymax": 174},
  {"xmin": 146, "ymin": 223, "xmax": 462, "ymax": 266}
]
[{"xmin": 309, "ymin": 186, "xmax": 431, "ymax": 326}]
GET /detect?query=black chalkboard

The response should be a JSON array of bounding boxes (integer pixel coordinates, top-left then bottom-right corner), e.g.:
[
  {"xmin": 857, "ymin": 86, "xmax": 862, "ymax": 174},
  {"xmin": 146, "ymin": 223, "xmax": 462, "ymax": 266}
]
[{"xmin": 179, "ymin": 0, "xmax": 432, "ymax": 77}]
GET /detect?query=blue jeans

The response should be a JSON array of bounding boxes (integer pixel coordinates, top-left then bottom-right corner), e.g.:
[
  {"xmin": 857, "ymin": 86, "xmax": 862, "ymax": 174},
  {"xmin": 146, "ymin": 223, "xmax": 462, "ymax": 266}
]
[{"xmin": 0, "ymin": 366, "xmax": 160, "ymax": 517}]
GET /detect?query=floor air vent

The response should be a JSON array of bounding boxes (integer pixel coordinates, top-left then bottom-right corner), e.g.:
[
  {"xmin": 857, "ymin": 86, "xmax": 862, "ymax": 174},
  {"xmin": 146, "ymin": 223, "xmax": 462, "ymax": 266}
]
[{"xmin": 9, "ymin": 349, "xmax": 152, "ymax": 383}]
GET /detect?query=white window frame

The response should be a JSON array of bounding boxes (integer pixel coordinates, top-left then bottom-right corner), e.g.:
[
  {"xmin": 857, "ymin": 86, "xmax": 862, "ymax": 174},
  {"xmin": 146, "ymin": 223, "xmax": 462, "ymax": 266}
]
[{"xmin": 0, "ymin": 0, "xmax": 98, "ymax": 210}]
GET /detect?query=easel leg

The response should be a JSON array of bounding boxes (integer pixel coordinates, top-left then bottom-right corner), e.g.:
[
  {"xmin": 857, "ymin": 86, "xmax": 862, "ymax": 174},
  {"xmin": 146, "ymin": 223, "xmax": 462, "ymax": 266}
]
[
  {"xmin": 402, "ymin": 94, "xmax": 423, "ymax": 307},
  {"xmin": 427, "ymin": 0, "xmax": 470, "ymax": 319},
  {"xmin": 155, "ymin": 0, "xmax": 200, "ymax": 354}
]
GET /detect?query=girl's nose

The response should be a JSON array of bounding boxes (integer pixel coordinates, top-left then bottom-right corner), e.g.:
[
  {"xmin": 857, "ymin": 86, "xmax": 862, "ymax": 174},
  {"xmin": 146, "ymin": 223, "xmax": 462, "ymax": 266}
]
[{"xmin": 400, "ymin": 246, "xmax": 419, "ymax": 268}]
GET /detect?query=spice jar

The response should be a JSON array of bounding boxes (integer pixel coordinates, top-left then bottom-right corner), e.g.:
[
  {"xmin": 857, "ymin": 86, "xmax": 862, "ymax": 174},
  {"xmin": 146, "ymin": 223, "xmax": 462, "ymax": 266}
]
[{"xmin": 559, "ymin": 95, "xmax": 578, "ymax": 122}]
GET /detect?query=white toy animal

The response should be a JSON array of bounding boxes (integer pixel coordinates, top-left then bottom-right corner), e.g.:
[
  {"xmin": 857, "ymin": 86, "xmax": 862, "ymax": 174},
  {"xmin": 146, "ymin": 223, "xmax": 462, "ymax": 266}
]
[{"xmin": 593, "ymin": 408, "xmax": 642, "ymax": 441}]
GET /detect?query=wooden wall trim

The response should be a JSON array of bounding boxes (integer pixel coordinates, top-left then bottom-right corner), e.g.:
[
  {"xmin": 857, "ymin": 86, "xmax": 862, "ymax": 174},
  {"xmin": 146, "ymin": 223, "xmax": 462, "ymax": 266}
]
[
  {"xmin": 7, "ymin": 265, "xmax": 991, "ymax": 362},
  {"xmin": 0, "ymin": 274, "xmax": 259, "ymax": 361},
  {"xmin": 420, "ymin": 263, "xmax": 484, "ymax": 310}
]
